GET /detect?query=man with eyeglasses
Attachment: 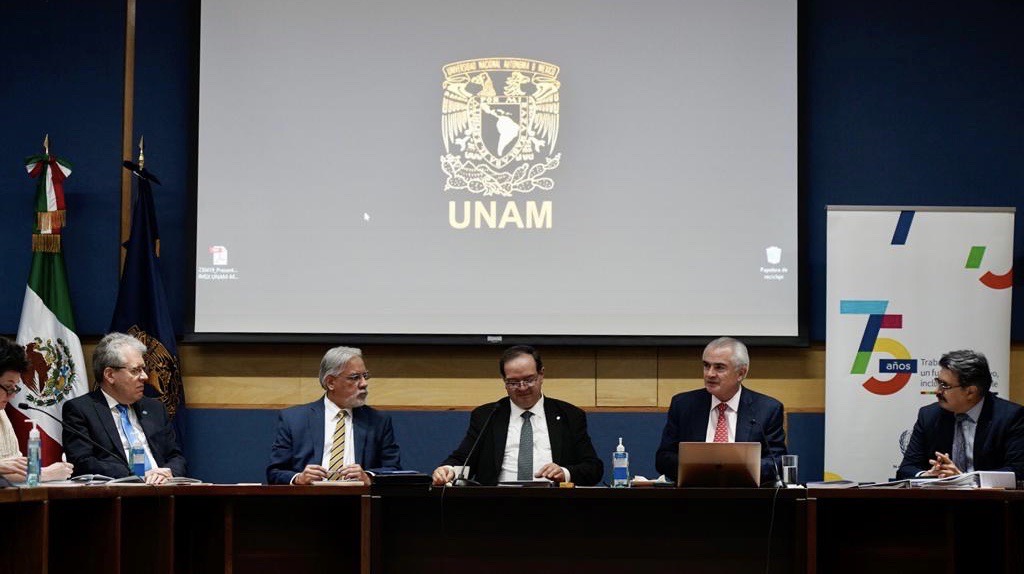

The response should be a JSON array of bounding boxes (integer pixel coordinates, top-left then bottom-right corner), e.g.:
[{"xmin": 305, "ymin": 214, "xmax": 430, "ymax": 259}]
[
  {"xmin": 655, "ymin": 337, "xmax": 787, "ymax": 484},
  {"xmin": 267, "ymin": 346, "xmax": 402, "ymax": 484},
  {"xmin": 896, "ymin": 350, "xmax": 1024, "ymax": 480},
  {"xmin": 431, "ymin": 345, "xmax": 603, "ymax": 486},
  {"xmin": 62, "ymin": 332, "xmax": 185, "ymax": 484},
  {"xmin": 0, "ymin": 336, "xmax": 75, "ymax": 484}
]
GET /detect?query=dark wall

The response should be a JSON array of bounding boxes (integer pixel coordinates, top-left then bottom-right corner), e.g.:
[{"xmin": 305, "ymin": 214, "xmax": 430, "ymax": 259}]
[
  {"xmin": 3, "ymin": 0, "xmax": 1011, "ymax": 485},
  {"xmin": 2, "ymin": 0, "xmax": 1021, "ymax": 340}
]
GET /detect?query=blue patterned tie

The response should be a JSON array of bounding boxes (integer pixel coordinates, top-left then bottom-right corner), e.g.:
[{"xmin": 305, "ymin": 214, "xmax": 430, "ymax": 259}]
[
  {"xmin": 951, "ymin": 413, "xmax": 969, "ymax": 472},
  {"xmin": 116, "ymin": 404, "xmax": 152, "ymax": 472}
]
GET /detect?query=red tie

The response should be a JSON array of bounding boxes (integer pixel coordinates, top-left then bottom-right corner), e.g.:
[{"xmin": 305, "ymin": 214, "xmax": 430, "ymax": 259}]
[{"xmin": 713, "ymin": 403, "xmax": 729, "ymax": 443}]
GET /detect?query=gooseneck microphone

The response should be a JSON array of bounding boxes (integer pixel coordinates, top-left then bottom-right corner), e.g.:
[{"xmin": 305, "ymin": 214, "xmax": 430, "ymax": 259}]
[
  {"xmin": 452, "ymin": 400, "xmax": 502, "ymax": 486},
  {"xmin": 18, "ymin": 402, "xmax": 133, "ymax": 474},
  {"xmin": 749, "ymin": 417, "xmax": 783, "ymax": 488}
]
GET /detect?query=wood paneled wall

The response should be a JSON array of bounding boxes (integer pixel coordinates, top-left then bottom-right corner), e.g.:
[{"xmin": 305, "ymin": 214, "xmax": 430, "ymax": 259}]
[{"xmin": 101, "ymin": 343, "xmax": 1021, "ymax": 412}]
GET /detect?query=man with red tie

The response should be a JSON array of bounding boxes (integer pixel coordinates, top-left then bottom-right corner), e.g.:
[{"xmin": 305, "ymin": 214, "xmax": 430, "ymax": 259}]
[{"xmin": 655, "ymin": 337, "xmax": 787, "ymax": 484}]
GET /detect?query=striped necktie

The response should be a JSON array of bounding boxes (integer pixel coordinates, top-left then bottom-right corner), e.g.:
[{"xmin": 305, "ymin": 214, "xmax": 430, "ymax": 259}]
[
  {"xmin": 116, "ymin": 404, "xmax": 152, "ymax": 472},
  {"xmin": 328, "ymin": 410, "xmax": 348, "ymax": 477}
]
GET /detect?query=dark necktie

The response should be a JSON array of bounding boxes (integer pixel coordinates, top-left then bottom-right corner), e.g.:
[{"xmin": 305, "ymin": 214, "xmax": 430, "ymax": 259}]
[
  {"xmin": 517, "ymin": 411, "xmax": 534, "ymax": 480},
  {"xmin": 951, "ymin": 413, "xmax": 970, "ymax": 472}
]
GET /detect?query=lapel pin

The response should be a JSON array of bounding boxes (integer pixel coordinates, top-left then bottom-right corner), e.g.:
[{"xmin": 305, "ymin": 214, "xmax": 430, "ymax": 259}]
[
  {"xmin": 141, "ymin": 411, "xmax": 148, "ymax": 416},
  {"xmin": 556, "ymin": 415, "xmax": 561, "ymax": 421}
]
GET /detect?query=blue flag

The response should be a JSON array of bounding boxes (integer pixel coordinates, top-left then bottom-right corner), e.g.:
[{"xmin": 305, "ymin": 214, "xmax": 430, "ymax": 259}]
[{"xmin": 110, "ymin": 161, "xmax": 186, "ymax": 444}]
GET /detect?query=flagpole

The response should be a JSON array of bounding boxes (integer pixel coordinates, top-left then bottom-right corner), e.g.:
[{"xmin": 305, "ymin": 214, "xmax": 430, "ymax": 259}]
[{"xmin": 120, "ymin": 0, "xmax": 138, "ymax": 272}]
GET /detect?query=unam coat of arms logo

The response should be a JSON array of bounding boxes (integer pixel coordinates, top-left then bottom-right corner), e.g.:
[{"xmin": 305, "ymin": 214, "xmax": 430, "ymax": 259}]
[{"xmin": 441, "ymin": 58, "xmax": 561, "ymax": 197}]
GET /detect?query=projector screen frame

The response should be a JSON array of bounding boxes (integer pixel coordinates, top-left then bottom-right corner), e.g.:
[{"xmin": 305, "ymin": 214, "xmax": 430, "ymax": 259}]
[{"xmin": 182, "ymin": 0, "xmax": 810, "ymax": 348}]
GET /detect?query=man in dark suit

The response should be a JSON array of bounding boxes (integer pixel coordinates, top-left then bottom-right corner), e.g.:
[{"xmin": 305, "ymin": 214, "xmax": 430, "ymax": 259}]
[
  {"xmin": 897, "ymin": 350, "xmax": 1024, "ymax": 480},
  {"xmin": 655, "ymin": 337, "xmax": 787, "ymax": 484},
  {"xmin": 266, "ymin": 346, "xmax": 401, "ymax": 485},
  {"xmin": 431, "ymin": 345, "xmax": 603, "ymax": 486},
  {"xmin": 63, "ymin": 333, "xmax": 186, "ymax": 484}
]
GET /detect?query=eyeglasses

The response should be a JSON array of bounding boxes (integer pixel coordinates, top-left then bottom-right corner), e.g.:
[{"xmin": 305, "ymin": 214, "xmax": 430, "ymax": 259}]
[
  {"xmin": 342, "ymin": 372, "xmax": 372, "ymax": 383},
  {"xmin": 504, "ymin": 375, "xmax": 540, "ymax": 388},
  {"xmin": 0, "ymin": 384, "xmax": 20, "ymax": 396},
  {"xmin": 934, "ymin": 379, "xmax": 963, "ymax": 391},
  {"xmin": 113, "ymin": 365, "xmax": 147, "ymax": 377}
]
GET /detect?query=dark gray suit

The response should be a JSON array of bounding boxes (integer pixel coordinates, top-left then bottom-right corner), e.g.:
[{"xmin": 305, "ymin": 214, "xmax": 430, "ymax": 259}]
[
  {"xmin": 440, "ymin": 396, "xmax": 603, "ymax": 486},
  {"xmin": 63, "ymin": 389, "xmax": 186, "ymax": 478},
  {"xmin": 896, "ymin": 395, "xmax": 1024, "ymax": 480}
]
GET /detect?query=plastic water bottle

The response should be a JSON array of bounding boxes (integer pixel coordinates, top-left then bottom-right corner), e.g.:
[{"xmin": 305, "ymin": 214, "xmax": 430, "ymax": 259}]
[
  {"xmin": 26, "ymin": 419, "xmax": 41, "ymax": 486},
  {"xmin": 612, "ymin": 437, "xmax": 629, "ymax": 488},
  {"xmin": 130, "ymin": 433, "xmax": 147, "ymax": 477}
]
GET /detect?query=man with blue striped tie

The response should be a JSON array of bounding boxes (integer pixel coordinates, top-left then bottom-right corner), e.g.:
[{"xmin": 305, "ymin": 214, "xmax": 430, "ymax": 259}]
[{"xmin": 63, "ymin": 333, "xmax": 186, "ymax": 484}]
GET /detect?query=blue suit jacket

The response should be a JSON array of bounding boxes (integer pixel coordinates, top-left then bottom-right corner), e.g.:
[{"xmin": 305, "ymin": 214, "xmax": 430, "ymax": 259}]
[
  {"xmin": 63, "ymin": 389, "xmax": 187, "ymax": 478},
  {"xmin": 655, "ymin": 387, "xmax": 787, "ymax": 483},
  {"xmin": 266, "ymin": 398, "xmax": 401, "ymax": 484},
  {"xmin": 896, "ymin": 394, "xmax": 1024, "ymax": 480}
]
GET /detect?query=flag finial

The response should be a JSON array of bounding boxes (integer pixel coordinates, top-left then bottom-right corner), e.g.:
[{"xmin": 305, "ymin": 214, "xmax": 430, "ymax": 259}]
[
  {"xmin": 43, "ymin": 134, "xmax": 49, "ymax": 155},
  {"xmin": 138, "ymin": 136, "xmax": 145, "ymax": 169}
]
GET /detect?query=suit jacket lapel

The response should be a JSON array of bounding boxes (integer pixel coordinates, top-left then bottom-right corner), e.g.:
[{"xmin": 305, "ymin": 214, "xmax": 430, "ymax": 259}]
[
  {"xmin": 692, "ymin": 391, "xmax": 713, "ymax": 441},
  {"xmin": 735, "ymin": 389, "xmax": 752, "ymax": 442},
  {"xmin": 544, "ymin": 399, "xmax": 564, "ymax": 462},
  {"xmin": 310, "ymin": 400, "xmax": 326, "ymax": 464},
  {"xmin": 973, "ymin": 397, "xmax": 995, "ymax": 465},
  {"xmin": 937, "ymin": 411, "xmax": 955, "ymax": 454},
  {"xmin": 353, "ymin": 407, "xmax": 367, "ymax": 466},
  {"xmin": 491, "ymin": 401, "xmax": 511, "ymax": 473},
  {"xmin": 92, "ymin": 392, "xmax": 128, "ymax": 464}
]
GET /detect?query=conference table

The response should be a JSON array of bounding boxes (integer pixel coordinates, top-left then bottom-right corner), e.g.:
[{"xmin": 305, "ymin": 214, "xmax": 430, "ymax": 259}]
[{"xmin": 2, "ymin": 484, "xmax": 1022, "ymax": 573}]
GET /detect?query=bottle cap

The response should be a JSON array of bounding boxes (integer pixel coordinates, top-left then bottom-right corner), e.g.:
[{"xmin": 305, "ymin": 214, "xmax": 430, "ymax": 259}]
[{"xmin": 25, "ymin": 419, "xmax": 40, "ymax": 439}]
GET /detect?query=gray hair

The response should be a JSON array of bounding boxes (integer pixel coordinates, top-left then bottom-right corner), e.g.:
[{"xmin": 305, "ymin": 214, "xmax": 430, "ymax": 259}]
[
  {"xmin": 92, "ymin": 332, "xmax": 147, "ymax": 382},
  {"xmin": 319, "ymin": 346, "xmax": 363, "ymax": 389},
  {"xmin": 939, "ymin": 349, "xmax": 992, "ymax": 393},
  {"xmin": 704, "ymin": 336, "xmax": 750, "ymax": 370}
]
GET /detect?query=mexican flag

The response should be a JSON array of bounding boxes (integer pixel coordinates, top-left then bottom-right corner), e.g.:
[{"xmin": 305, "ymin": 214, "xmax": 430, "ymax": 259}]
[{"xmin": 7, "ymin": 152, "xmax": 89, "ymax": 465}]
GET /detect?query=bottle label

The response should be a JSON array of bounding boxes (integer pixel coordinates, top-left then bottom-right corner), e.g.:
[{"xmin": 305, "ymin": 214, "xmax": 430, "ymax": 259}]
[{"xmin": 132, "ymin": 447, "xmax": 146, "ymax": 476}]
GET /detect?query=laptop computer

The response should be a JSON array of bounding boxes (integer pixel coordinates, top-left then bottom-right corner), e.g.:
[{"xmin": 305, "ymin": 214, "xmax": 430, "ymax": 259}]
[{"xmin": 676, "ymin": 442, "xmax": 761, "ymax": 487}]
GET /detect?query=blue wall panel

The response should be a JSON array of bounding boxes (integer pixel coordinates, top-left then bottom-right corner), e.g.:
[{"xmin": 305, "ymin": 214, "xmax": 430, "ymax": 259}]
[
  {"xmin": 184, "ymin": 408, "xmax": 826, "ymax": 485},
  {"xmin": 787, "ymin": 412, "xmax": 825, "ymax": 483},
  {"xmin": 1, "ymin": 0, "xmax": 126, "ymax": 333}
]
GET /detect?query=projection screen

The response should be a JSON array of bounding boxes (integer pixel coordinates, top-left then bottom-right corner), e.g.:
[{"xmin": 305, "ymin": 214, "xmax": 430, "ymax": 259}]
[{"xmin": 194, "ymin": 0, "xmax": 800, "ymax": 341}]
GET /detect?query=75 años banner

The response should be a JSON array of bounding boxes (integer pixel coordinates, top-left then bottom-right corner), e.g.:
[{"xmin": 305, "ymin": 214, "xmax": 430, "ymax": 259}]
[{"xmin": 825, "ymin": 206, "xmax": 1014, "ymax": 482}]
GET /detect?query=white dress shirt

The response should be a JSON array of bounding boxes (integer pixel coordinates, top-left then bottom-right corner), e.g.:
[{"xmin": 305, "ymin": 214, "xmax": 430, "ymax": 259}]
[
  {"xmin": 705, "ymin": 386, "xmax": 743, "ymax": 442},
  {"xmin": 498, "ymin": 396, "xmax": 571, "ymax": 482},
  {"xmin": 101, "ymin": 390, "xmax": 158, "ymax": 470},
  {"xmin": 320, "ymin": 396, "xmax": 355, "ymax": 468}
]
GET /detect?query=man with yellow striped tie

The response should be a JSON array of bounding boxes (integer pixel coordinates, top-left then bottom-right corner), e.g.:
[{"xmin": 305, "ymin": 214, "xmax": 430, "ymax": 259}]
[{"xmin": 267, "ymin": 346, "xmax": 402, "ymax": 484}]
